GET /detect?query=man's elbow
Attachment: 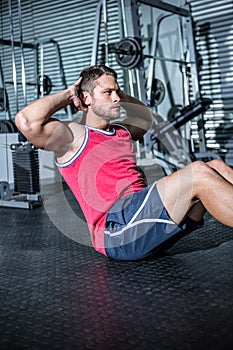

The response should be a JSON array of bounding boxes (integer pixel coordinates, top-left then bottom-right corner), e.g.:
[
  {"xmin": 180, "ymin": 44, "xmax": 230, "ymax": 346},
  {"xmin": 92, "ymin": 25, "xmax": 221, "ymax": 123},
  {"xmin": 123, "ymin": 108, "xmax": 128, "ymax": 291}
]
[{"xmin": 15, "ymin": 111, "xmax": 31, "ymax": 135}]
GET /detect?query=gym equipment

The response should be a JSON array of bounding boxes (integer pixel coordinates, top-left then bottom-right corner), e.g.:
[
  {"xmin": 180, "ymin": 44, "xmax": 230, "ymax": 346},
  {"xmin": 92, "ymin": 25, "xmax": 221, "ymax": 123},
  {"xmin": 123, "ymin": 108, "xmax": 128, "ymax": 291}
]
[
  {"xmin": 112, "ymin": 0, "xmax": 205, "ymax": 174},
  {"xmin": 11, "ymin": 143, "xmax": 40, "ymax": 194},
  {"xmin": 0, "ymin": 188, "xmax": 41, "ymax": 209},
  {"xmin": 0, "ymin": 38, "xmax": 70, "ymax": 107},
  {"xmin": 0, "ymin": 58, "xmax": 11, "ymax": 116},
  {"xmin": 151, "ymin": 97, "xmax": 212, "ymax": 140},
  {"xmin": 8, "ymin": 0, "xmax": 19, "ymax": 112},
  {"xmin": 140, "ymin": 0, "xmax": 190, "ymax": 17},
  {"xmin": 17, "ymin": 0, "xmax": 27, "ymax": 106},
  {"xmin": 37, "ymin": 75, "xmax": 52, "ymax": 96},
  {"xmin": 115, "ymin": 37, "xmax": 196, "ymax": 70},
  {"xmin": 0, "ymin": 120, "xmax": 17, "ymax": 133},
  {"xmin": 1, "ymin": 1, "xmax": 73, "ymax": 210},
  {"xmin": 0, "ymin": 181, "xmax": 11, "ymax": 199},
  {"xmin": 91, "ymin": 0, "xmax": 105, "ymax": 65},
  {"xmin": 102, "ymin": 0, "xmax": 109, "ymax": 66},
  {"xmin": 150, "ymin": 78, "xmax": 166, "ymax": 107},
  {"xmin": 4, "ymin": 75, "xmax": 53, "ymax": 96},
  {"xmin": 144, "ymin": 98, "xmax": 213, "ymax": 173},
  {"xmin": 0, "ymin": 87, "xmax": 8, "ymax": 112},
  {"xmin": 0, "ymin": 0, "xmax": 41, "ymax": 210},
  {"xmin": 115, "ymin": 37, "xmax": 143, "ymax": 69},
  {"xmin": 0, "ymin": 143, "xmax": 41, "ymax": 209},
  {"xmin": 119, "ymin": 0, "xmax": 148, "ymax": 103}
]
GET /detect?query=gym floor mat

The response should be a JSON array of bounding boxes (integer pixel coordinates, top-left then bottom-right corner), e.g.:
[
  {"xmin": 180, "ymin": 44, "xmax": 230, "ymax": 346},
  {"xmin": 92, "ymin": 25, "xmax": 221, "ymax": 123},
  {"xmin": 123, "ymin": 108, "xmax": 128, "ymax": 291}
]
[{"xmin": 0, "ymin": 187, "xmax": 233, "ymax": 350}]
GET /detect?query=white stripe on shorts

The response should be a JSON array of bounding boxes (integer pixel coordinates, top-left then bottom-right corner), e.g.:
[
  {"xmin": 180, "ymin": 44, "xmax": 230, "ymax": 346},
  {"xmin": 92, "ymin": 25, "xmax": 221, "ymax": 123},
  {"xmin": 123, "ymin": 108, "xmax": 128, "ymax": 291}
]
[
  {"xmin": 105, "ymin": 181, "xmax": 176, "ymax": 238},
  {"xmin": 105, "ymin": 218, "xmax": 176, "ymax": 237}
]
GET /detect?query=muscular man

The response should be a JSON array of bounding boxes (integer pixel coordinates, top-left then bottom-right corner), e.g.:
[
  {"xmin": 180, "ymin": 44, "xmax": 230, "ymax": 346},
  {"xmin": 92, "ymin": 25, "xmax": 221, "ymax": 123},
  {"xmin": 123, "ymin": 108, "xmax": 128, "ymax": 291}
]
[{"xmin": 15, "ymin": 65, "xmax": 233, "ymax": 260}]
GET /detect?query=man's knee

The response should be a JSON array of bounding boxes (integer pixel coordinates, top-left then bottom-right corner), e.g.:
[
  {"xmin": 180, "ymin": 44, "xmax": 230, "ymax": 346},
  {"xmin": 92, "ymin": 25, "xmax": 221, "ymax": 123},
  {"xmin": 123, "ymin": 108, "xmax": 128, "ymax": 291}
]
[
  {"xmin": 191, "ymin": 160, "xmax": 209, "ymax": 171},
  {"xmin": 207, "ymin": 159, "xmax": 225, "ymax": 171},
  {"xmin": 191, "ymin": 160, "xmax": 215, "ymax": 181}
]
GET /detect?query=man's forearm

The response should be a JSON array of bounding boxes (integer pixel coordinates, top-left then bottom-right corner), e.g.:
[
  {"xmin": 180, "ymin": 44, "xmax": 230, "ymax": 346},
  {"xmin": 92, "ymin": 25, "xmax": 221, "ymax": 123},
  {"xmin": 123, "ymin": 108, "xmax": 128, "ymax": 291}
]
[
  {"xmin": 14, "ymin": 88, "xmax": 75, "ymax": 151},
  {"xmin": 119, "ymin": 91, "xmax": 153, "ymax": 129}
]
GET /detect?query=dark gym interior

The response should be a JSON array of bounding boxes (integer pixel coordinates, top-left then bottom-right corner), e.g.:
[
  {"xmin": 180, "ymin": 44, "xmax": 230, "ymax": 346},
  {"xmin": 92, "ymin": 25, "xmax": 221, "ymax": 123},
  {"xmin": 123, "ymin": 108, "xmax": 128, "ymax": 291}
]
[{"xmin": 1, "ymin": 1, "xmax": 233, "ymax": 349}]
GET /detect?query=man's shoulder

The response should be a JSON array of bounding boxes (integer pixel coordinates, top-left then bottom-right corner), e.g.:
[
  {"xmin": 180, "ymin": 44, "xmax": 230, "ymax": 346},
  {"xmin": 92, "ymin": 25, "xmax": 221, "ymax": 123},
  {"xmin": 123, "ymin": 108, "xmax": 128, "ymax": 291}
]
[
  {"xmin": 65, "ymin": 120, "xmax": 85, "ymax": 130},
  {"xmin": 64, "ymin": 120, "xmax": 86, "ymax": 138}
]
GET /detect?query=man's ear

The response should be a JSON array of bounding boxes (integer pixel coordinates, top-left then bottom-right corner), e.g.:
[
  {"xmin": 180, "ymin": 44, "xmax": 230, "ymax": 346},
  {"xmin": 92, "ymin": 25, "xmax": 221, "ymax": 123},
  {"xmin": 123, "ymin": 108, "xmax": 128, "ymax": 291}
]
[{"xmin": 80, "ymin": 91, "xmax": 91, "ymax": 107}]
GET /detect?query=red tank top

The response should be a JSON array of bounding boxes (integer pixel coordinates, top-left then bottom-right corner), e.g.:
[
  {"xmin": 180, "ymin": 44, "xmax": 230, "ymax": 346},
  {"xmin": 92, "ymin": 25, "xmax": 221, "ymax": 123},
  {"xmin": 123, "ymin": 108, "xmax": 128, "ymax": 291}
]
[{"xmin": 56, "ymin": 124, "xmax": 147, "ymax": 255}]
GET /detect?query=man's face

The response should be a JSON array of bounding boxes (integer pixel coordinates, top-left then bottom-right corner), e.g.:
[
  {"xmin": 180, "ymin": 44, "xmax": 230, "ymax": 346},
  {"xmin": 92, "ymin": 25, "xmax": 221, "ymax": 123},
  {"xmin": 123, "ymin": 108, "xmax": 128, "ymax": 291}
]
[{"xmin": 89, "ymin": 75, "xmax": 121, "ymax": 120}]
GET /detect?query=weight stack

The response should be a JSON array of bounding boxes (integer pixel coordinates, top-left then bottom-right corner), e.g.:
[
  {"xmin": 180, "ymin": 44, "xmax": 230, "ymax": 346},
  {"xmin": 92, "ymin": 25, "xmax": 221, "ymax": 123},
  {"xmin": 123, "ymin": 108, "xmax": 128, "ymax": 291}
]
[{"xmin": 11, "ymin": 143, "xmax": 40, "ymax": 194}]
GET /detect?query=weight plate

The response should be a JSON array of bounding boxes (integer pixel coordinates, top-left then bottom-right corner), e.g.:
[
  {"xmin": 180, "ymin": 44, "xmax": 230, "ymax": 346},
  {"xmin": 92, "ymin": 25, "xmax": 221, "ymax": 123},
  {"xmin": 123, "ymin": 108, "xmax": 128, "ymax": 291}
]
[
  {"xmin": 115, "ymin": 37, "xmax": 142, "ymax": 69},
  {"xmin": 150, "ymin": 78, "xmax": 166, "ymax": 107},
  {"xmin": 37, "ymin": 75, "xmax": 52, "ymax": 96}
]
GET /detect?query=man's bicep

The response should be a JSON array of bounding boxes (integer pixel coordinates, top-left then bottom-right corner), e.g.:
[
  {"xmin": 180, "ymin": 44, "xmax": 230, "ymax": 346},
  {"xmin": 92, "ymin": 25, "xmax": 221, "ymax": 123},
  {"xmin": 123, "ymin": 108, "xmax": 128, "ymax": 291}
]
[
  {"xmin": 16, "ymin": 113, "xmax": 73, "ymax": 152},
  {"xmin": 33, "ymin": 119, "xmax": 74, "ymax": 153}
]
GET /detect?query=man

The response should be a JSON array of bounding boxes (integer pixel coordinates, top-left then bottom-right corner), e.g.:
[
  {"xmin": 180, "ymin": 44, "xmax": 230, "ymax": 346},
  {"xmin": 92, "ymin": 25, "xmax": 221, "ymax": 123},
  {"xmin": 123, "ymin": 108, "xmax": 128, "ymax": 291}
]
[{"xmin": 15, "ymin": 65, "xmax": 233, "ymax": 261}]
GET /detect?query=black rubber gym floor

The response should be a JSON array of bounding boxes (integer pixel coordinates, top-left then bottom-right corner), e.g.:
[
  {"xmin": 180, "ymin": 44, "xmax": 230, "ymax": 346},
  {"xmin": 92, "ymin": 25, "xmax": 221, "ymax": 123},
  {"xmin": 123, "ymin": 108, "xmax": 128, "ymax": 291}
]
[{"xmin": 1, "ymin": 185, "xmax": 233, "ymax": 350}]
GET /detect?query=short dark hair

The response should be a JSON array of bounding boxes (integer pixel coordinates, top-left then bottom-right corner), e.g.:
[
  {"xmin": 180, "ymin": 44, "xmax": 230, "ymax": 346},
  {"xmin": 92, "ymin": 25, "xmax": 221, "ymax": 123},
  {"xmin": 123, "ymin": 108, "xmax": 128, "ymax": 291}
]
[{"xmin": 79, "ymin": 65, "xmax": 117, "ymax": 95}]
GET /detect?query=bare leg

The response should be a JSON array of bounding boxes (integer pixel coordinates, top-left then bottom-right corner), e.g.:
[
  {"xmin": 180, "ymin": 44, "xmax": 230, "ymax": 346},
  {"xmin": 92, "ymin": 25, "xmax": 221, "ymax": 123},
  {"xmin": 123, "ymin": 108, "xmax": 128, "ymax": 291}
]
[
  {"xmin": 207, "ymin": 159, "xmax": 233, "ymax": 184},
  {"xmin": 156, "ymin": 160, "xmax": 233, "ymax": 227},
  {"xmin": 185, "ymin": 159, "xmax": 233, "ymax": 223},
  {"xmin": 186, "ymin": 201, "xmax": 206, "ymax": 223}
]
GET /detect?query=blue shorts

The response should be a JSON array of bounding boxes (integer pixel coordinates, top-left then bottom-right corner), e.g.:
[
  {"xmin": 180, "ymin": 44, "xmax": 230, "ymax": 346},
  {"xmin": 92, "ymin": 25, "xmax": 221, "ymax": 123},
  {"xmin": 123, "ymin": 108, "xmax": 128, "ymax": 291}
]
[{"xmin": 104, "ymin": 182, "xmax": 203, "ymax": 261}]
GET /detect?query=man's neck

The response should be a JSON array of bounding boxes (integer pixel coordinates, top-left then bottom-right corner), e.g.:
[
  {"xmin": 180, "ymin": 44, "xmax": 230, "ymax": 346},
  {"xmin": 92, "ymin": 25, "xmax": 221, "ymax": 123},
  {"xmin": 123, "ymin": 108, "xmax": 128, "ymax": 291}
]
[{"xmin": 85, "ymin": 113, "xmax": 110, "ymax": 131}]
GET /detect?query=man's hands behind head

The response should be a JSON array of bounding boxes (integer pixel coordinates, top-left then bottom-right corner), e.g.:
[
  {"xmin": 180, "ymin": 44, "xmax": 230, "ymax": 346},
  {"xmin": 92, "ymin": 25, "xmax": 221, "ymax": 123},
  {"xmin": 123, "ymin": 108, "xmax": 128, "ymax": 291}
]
[{"xmin": 68, "ymin": 77, "xmax": 87, "ymax": 111}]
